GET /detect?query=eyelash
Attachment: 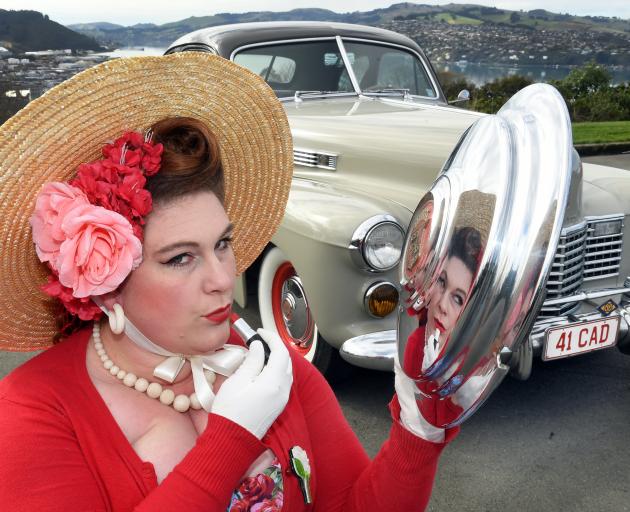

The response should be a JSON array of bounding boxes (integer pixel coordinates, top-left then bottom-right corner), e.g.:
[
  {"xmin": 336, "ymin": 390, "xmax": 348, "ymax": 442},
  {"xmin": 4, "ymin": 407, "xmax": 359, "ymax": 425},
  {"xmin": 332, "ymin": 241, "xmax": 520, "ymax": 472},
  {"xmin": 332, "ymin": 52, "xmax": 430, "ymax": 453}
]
[
  {"xmin": 165, "ymin": 253, "xmax": 193, "ymax": 267},
  {"xmin": 436, "ymin": 275, "xmax": 464, "ymax": 307},
  {"xmin": 217, "ymin": 235, "xmax": 233, "ymax": 251},
  {"xmin": 164, "ymin": 236, "xmax": 233, "ymax": 268}
]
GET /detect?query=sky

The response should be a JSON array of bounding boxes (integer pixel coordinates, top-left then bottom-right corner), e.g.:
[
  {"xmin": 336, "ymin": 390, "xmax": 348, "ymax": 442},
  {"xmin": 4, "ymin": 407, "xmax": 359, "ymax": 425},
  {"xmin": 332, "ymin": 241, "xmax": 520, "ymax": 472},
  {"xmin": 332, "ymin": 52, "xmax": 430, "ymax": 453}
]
[{"xmin": 1, "ymin": 0, "xmax": 628, "ymax": 26}]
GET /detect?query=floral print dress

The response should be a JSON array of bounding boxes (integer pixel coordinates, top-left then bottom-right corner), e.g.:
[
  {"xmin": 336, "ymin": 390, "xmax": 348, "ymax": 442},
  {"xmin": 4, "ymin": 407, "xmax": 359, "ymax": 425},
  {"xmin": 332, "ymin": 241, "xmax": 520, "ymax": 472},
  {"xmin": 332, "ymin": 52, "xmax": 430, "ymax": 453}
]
[{"xmin": 228, "ymin": 449, "xmax": 283, "ymax": 511}]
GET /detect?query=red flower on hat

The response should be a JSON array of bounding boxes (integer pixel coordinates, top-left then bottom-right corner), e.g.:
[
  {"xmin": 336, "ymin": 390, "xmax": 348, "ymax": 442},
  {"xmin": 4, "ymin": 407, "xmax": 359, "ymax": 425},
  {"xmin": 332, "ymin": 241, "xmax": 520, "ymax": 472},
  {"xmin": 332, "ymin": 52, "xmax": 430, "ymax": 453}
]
[
  {"xmin": 41, "ymin": 275, "xmax": 103, "ymax": 321},
  {"xmin": 141, "ymin": 141, "xmax": 164, "ymax": 175}
]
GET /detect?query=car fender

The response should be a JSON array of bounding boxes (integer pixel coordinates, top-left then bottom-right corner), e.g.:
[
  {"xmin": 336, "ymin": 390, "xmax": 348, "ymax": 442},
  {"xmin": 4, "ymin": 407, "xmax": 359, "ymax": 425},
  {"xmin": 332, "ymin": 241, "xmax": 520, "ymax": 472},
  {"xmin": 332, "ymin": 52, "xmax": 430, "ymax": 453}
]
[{"xmin": 259, "ymin": 177, "xmax": 411, "ymax": 345}]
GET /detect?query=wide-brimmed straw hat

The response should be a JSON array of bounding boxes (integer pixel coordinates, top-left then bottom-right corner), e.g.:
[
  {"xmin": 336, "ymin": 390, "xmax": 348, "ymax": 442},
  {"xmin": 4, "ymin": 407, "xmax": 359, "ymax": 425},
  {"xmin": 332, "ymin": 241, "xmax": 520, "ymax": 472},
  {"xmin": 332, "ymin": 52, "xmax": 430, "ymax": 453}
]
[{"xmin": 0, "ymin": 52, "xmax": 293, "ymax": 351}]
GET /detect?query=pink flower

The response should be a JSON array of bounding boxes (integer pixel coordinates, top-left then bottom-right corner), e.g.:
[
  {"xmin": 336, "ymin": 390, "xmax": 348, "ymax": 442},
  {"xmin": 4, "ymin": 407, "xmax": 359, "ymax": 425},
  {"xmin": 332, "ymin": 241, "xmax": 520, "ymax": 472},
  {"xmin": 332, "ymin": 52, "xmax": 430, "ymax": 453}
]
[
  {"xmin": 250, "ymin": 497, "xmax": 283, "ymax": 512},
  {"xmin": 30, "ymin": 182, "xmax": 90, "ymax": 267},
  {"xmin": 57, "ymin": 204, "xmax": 142, "ymax": 297},
  {"xmin": 229, "ymin": 500, "xmax": 250, "ymax": 512}
]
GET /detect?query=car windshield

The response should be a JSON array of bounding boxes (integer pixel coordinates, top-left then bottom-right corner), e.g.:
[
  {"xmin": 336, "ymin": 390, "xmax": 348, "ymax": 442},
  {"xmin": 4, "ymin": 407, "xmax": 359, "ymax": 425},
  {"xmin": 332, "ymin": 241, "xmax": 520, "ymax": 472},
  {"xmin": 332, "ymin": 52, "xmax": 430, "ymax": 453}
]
[{"xmin": 233, "ymin": 38, "xmax": 437, "ymax": 99}]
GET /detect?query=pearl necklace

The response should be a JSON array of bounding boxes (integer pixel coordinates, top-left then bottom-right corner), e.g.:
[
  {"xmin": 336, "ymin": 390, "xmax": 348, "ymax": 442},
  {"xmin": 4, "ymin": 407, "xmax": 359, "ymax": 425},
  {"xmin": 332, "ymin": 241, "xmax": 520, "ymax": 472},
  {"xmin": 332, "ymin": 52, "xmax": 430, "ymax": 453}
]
[{"xmin": 92, "ymin": 323, "xmax": 216, "ymax": 413}]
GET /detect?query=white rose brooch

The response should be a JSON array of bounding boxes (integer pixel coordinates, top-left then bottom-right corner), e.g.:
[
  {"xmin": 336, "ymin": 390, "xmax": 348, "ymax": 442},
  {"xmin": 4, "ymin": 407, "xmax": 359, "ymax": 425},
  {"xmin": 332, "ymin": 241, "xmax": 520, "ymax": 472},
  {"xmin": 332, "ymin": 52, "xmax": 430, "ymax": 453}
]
[{"xmin": 289, "ymin": 445, "xmax": 312, "ymax": 504}]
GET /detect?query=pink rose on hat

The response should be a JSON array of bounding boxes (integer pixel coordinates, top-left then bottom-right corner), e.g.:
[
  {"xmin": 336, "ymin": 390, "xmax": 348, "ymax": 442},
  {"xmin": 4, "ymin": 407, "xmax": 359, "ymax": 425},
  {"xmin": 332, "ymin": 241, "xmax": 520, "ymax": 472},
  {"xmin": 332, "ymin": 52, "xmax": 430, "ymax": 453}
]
[
  {"xmin": 56, "ymin": 203, "xmax": 142, "ymax": 298},
  {"xmin": 30, "ymin": 182, "xmax": 89, "ymax": 266}
]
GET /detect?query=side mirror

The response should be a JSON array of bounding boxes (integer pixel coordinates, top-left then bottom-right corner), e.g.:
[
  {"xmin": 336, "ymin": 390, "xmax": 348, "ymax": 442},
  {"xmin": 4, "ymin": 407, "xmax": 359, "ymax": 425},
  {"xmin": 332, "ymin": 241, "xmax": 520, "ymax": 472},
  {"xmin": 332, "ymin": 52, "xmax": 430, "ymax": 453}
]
[
  {"xmin": 449, "ymin": 89, "xmax": 470, "ymax": 104},
  {"xmin": 398, "ymin": 84, "xmax": 574, "ymax": 428}
]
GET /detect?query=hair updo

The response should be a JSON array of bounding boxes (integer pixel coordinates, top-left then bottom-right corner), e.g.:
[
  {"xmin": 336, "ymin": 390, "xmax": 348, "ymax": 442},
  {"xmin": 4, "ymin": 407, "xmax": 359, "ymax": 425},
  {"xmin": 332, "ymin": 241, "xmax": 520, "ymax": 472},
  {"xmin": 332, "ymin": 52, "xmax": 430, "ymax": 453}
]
[
  {"xmin": 448, "ymin": 226, "xmax": 482, "ymax": 276},
  {"xmin": 147, "ymin": 116, "xmax": 225, "ymax": 205}
]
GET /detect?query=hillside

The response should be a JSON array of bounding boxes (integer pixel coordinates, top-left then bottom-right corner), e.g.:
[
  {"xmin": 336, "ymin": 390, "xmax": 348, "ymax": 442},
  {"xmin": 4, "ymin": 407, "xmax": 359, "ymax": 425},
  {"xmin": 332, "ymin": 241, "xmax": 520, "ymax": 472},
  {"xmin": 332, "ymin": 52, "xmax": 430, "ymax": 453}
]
[
  {"xmin": 65, "ymin": 3, "xmax": 630, "ymax": 66},
  {"xmin": 0, "ymin": 10, "xmax": 105, "ymax": 52}
]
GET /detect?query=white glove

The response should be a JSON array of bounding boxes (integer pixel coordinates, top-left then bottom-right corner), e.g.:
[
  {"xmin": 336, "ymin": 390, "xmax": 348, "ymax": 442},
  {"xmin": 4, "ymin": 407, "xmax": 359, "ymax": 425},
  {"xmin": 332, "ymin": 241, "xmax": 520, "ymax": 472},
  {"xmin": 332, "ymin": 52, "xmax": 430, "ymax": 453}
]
[
  {"xmin": 394, "ymin": 352, "xmax": 446, "ymax": 443},
  {"xmin": 422, "ymin": 328, "xmax": 441, "ymax": 372},
  {"xmin": 211, "ymin": 328, "xmax": 293, "ymax": 439}
]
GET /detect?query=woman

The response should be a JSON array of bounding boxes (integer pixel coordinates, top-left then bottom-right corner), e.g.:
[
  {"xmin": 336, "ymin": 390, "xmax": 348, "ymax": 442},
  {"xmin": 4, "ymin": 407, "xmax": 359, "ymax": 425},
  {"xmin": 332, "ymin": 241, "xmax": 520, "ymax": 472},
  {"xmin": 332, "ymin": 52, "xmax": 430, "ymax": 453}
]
[
  {"xmin": 398, "ymin": 227, "xmax": 482, "ymax": 429},
  {"xmin": 0, "ymin": 53, "xmax": 457, "ymax": 511},
  {"xmin": 403, "ymin": 226, "xmax": 482, "ymax": 378}
]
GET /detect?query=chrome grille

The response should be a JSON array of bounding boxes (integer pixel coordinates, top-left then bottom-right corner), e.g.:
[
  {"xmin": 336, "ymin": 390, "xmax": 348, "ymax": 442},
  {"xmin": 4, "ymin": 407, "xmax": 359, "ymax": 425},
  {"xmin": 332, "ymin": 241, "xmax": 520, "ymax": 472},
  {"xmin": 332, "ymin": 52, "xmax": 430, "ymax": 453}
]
[
  {"xmin": 293, "ymin": 148, "xmax": 338, "ymax": 170},
  {"xmin": 584, "ymin": 216, "xmax": 624, "ymax": 280},
  {"xmin": 540, "ymin": 215, "xmax": 625, "ymax": 318},
  {"xmin": 541, "ymin": 224, "xmax": 587, "ymax": 317}
]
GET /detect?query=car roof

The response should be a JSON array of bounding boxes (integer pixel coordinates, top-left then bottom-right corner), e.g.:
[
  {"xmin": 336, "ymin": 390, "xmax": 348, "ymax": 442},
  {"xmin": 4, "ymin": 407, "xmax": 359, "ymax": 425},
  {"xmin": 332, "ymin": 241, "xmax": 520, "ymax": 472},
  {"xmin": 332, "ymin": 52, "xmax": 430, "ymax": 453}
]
[{"xmin": 167, "ymin": 21, "xmax": 424, "ymax": 57}]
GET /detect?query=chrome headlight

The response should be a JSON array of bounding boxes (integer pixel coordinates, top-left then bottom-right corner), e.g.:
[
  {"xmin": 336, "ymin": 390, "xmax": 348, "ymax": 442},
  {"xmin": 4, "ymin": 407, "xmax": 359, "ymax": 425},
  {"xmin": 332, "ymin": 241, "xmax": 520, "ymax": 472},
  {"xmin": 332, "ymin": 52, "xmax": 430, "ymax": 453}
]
[{"xmin": 350, "ymin": 215, "xmax": 404, "ymax": 272}]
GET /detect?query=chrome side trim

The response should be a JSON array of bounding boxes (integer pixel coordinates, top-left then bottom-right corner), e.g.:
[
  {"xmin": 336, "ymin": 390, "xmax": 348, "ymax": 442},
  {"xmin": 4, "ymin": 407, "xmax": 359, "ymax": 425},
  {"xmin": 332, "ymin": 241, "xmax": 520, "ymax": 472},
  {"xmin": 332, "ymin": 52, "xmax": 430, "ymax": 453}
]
[
  {"xmin": 293, "ymin": 147, "xmax": 338, "ymax": 170},
  {"xmin": 542, "ymin": 282, "xmax": 630, "ymax": 306},
  {"xmin": 339, "ymin": 330, "xmax": 396, "ymax": 370}
]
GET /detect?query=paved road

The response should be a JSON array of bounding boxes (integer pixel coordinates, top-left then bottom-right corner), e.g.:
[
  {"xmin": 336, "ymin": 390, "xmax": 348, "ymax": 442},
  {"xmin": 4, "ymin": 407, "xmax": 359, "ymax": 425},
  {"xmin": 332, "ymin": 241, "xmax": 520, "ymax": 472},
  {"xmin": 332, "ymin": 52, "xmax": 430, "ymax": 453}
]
[
  {"xmin": 333, "ymin": 347, "xmax": 630, "ymax": 511},
  {"xmin": 583, "ymin": 152, "xmax": 630, "ymax": 171}
]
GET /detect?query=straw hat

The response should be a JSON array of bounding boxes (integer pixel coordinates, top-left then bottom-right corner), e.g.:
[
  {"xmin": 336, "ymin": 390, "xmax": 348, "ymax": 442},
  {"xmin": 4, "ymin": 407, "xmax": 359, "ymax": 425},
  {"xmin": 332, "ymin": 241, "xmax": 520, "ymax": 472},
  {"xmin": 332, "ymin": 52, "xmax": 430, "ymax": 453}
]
[
  {"xmin": 452, "ymin": 190, "xmax": 496, "ymax": 248},
  {"xmin": 0, "ymin": 52, "xmax": 293, "ymax": 351}
]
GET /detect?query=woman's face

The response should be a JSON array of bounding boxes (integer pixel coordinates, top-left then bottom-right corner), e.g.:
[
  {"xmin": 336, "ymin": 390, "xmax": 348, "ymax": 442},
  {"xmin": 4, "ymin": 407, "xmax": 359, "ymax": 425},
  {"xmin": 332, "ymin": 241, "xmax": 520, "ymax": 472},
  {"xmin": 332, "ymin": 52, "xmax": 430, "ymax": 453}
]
[
  {"xmin": 116, "ymin": 191, "xmax": 236, "ymax": 354},
  {"xmin": 426, "ymin": 256, "xmax": 474, "ymax": 341}
]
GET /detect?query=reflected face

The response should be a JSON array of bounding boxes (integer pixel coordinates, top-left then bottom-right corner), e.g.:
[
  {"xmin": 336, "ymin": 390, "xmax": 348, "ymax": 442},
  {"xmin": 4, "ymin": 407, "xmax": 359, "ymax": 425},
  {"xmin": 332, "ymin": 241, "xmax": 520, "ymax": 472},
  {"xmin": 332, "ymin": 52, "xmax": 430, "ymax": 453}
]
[
  {"xmin": 426, "ymin": 256, "xmax": 474, "ymax": 341},
  {"xmin": 117, "ymin": 191, "xmax": 236, "ymax": 354}
]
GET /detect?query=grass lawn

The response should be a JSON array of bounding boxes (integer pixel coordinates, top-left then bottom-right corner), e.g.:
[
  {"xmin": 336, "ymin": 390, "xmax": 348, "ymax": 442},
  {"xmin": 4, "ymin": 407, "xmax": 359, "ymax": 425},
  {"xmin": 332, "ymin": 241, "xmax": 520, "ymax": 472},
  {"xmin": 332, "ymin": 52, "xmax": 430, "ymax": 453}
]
[
  {"xmin": 572, "ymin": 121, "xmax": 630, "ymax": 144},
  {"xmin": 435, "ymin": 13, "xmax": 483, "ymax": 25}
]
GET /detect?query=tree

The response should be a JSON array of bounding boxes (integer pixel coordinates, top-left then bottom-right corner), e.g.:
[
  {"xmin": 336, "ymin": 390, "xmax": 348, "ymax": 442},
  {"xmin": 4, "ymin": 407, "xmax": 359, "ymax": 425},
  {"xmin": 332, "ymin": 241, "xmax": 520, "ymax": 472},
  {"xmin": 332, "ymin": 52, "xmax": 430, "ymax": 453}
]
[
  {"xmin": 510, "ymin": 12, "xmax": 521, "ymax": 23},
  {"xmin": 472, "ymin": 75, "xmax": 534, "ymax": 113},
  {"xmin": 551, "ymin": 61, "xmax": 611, "ymax": 101}
]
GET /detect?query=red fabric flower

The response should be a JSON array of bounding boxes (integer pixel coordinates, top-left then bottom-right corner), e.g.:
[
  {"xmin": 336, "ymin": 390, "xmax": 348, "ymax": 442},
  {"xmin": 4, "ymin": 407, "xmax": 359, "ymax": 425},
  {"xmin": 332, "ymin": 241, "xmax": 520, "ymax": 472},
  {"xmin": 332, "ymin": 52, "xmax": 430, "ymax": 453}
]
[
  {"xmin": 102, "ymin": 131, "xmax": 145, "ymax": 160},
  {"xmin": 238, "ymin": 474, "xmax": 275, "ymax": 503},
  {"xmin": 141, "ymin": 142, "xmax": 163, "ymax": 175},
  {"xmin": 41, "ymin": 274, "xmax": 103, "ymax": 321},
  {"xmin": 118, "ymin": 171, "xmax": 152, "ymax": 218}
]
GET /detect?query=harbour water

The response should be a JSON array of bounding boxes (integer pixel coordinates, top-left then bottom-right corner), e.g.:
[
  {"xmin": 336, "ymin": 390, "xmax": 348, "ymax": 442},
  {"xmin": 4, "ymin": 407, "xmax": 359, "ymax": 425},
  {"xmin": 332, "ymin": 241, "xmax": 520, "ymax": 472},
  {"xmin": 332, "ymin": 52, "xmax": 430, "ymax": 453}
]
[{"xmin": 434, "ymin": 61, "xmax": 630, "ymax": 86}]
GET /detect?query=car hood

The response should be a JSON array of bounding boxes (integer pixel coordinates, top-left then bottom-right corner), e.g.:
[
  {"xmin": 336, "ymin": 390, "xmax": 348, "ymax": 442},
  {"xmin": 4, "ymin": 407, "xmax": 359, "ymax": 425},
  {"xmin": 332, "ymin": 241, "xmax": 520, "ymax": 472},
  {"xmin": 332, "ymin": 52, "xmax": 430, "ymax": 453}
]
[
  {"xmin": 582, "ymin": 163, "xmax": 630, "ymax": 215},
  {"xmin": 284, "ymin": 96, "xmax": 481, "ymax": 210}
]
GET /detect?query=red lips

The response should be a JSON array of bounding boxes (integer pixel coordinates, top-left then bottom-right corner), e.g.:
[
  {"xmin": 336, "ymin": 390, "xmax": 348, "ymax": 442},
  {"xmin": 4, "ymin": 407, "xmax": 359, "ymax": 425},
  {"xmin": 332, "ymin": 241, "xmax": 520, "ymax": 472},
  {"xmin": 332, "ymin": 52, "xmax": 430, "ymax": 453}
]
[
  {"xmin": 434, "ymin": 318, "xmax": 446, "ymax": 333},
  {"xmin": 205, "ymin": 304, "xmax": 231, "ymax": 323}
]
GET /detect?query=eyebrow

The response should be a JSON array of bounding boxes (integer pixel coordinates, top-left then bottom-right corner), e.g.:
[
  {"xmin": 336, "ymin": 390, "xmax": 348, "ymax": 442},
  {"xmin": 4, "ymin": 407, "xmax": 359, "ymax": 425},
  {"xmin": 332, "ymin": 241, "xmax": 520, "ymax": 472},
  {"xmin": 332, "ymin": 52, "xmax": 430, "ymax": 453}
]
[
  {"xmin": 154, "ymin": 223, "xmax": 234, "ymax": 255},
  {"xmin": 442, "ymin": 270, "xmax": 467, "ymax": 297}
]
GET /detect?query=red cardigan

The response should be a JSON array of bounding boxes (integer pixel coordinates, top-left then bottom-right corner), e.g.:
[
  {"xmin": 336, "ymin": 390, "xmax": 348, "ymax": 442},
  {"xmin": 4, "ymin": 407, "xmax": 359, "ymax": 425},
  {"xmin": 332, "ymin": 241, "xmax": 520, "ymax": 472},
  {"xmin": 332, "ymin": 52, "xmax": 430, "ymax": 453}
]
[{"xmin": 0, "ymin": 328, "xmax": 456, "ymax": 511}]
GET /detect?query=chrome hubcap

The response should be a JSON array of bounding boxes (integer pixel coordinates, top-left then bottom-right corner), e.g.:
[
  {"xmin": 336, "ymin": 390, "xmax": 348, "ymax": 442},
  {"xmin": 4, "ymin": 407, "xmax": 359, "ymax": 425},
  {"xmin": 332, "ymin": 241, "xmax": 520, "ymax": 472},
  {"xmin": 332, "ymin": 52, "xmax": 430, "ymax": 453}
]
[{"xmin": 281, "ymin": 276, "xmax": 314, "ymax": 348}]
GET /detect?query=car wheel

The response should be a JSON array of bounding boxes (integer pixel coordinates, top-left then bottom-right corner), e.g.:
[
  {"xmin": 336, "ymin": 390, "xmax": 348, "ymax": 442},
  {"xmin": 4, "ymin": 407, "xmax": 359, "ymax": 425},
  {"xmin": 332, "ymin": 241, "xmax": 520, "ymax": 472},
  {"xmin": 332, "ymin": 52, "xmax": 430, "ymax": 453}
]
[{"xmin": 258, "ymin": 247, "xmax": 344, "ymax": 378}]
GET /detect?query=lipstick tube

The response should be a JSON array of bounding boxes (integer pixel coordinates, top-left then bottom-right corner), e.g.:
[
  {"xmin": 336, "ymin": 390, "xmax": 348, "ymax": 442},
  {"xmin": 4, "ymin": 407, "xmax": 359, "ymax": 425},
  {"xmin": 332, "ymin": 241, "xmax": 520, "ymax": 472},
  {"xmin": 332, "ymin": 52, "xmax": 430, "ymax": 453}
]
[{"xmin": 232, "ymin": 317, "xmax": 271, "ymax": 364}]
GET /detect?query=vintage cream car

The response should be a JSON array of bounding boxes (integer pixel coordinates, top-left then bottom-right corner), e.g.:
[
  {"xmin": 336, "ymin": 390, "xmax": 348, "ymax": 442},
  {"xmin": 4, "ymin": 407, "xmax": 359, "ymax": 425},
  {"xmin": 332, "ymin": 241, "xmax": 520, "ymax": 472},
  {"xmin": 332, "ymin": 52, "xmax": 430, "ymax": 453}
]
[{"xmin": 167, "ymin": 22, "xmax": 630, "ymax": 378}]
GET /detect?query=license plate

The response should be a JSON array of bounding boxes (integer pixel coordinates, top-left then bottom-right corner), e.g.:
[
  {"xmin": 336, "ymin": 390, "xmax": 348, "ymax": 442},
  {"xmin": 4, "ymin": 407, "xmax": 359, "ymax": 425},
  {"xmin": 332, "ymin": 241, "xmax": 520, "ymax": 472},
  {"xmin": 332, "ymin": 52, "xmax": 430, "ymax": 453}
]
[{"xmin": 544, "ymin": 317, "xmax": 620, "ymax": 361}]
